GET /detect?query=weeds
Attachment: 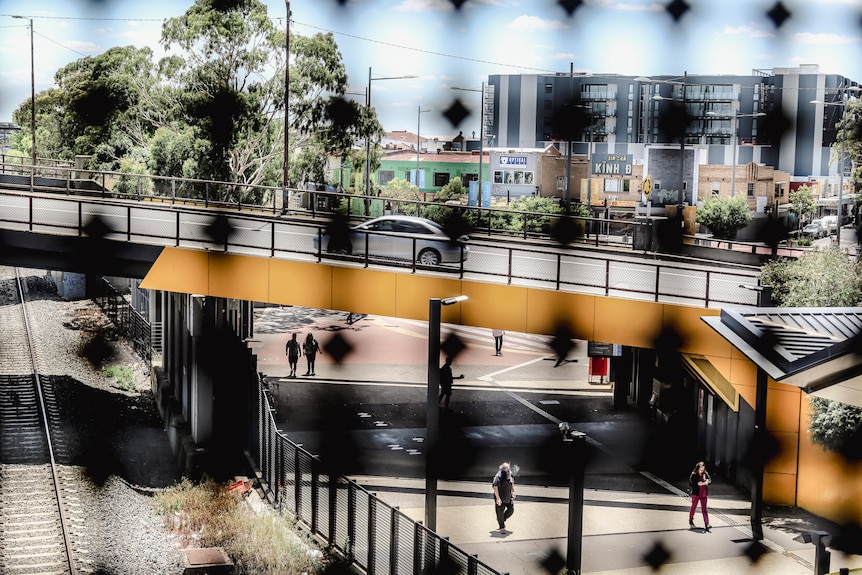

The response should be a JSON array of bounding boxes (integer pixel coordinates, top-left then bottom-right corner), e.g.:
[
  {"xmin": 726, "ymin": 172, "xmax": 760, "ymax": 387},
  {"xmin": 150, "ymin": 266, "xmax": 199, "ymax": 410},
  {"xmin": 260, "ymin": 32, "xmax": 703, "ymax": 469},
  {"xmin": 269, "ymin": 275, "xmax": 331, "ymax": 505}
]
[
  {"xmin": 102, "ymin": 365, "xmax": 136, "ymax": 391},
  {"xmin": 155, "ymin": 478, "xmax": 328, "ymax": 575}
]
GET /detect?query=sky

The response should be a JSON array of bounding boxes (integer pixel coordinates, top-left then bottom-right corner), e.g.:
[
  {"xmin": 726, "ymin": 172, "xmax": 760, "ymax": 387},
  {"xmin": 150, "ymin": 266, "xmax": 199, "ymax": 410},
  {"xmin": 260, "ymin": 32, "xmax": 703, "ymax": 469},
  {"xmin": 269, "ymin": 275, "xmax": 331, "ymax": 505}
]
[{"xmin": 1, "ymin": 0, "xmax": 862, "ymax": 138}]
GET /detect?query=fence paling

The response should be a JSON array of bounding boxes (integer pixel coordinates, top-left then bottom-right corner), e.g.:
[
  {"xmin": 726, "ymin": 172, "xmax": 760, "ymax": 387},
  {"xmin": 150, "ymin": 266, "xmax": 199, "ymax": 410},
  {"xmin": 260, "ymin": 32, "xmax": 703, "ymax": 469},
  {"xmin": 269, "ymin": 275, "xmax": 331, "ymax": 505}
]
[{"xmin": 251, "ymin": 375, "xmax": 504, "ymax": 575}]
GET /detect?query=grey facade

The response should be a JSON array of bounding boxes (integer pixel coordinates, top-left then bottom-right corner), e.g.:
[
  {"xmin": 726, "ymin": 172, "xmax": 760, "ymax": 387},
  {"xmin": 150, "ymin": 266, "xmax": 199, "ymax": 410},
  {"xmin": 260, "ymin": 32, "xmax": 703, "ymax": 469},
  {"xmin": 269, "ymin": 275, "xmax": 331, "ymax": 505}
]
[{"xmin": 487, "ymin": 65, "xmax": 859, "ymax": 188}]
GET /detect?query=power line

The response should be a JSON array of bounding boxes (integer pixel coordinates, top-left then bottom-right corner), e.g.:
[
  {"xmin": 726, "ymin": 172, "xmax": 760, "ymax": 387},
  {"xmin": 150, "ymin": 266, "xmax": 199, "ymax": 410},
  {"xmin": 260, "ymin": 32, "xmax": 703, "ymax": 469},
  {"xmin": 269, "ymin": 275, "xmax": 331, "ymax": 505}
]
[
  {"xmin": 0, "ymin": 13, "xmax": 164, "ymax": 22},
  {"xmin": 291, "ymin": 19, "xmax": 558, "ymax": 75},
  {"xmin": 35, "ymin": 30, "xmax": 88, "ymax": 57}
]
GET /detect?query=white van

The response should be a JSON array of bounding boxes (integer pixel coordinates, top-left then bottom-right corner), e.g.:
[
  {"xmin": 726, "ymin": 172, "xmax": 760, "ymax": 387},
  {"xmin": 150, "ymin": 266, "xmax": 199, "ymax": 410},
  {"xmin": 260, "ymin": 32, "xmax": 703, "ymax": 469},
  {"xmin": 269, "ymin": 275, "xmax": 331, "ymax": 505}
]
[{"xmin": 821, "ymin": 215, "xmax": 838, "ymax": 235}]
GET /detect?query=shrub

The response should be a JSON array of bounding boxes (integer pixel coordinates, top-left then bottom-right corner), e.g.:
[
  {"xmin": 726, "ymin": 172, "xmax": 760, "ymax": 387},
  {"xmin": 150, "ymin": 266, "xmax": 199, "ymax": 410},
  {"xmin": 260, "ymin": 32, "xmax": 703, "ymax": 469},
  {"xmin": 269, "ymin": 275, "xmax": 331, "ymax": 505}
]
[
  {"xmin": 156, "ymin": 478, "xmax": 327, "ymax": 575},
  {"xmin": 695, "ymin": 195, "xmax": 752, "ymax": 239},
  {"xmin": 808, "ymin": 396, "xmax": 862, "ymax": 458}
]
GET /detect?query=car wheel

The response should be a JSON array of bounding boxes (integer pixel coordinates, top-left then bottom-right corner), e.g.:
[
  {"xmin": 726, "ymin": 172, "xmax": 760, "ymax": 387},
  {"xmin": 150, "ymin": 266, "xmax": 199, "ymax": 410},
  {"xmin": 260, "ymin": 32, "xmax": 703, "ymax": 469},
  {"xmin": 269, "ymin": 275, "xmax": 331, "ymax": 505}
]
[{"xmin": 417, "ymin": 248, "xmax": 441, "ymax": 266}]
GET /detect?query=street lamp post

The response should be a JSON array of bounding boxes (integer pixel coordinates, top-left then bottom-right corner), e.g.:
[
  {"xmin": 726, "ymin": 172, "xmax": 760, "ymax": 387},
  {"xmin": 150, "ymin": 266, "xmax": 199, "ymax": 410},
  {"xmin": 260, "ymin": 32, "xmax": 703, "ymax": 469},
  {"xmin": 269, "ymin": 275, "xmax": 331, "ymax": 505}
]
[
  {"xmin": 283, "ymin": 1, "xmax": 291, "ymax": 212},
  {"xmin": 450, "ymin": 83, "xmax": 486, "ymax": 204},
  {"xmin": 707, "ymin": 111, "xmax": 766, "ymax": 197},
  {"xmin": 364, "ymin": 68, "xmax": 417, "ymax": 212},
  {"xmin": 426, "ymin": 295, "xmax": 468, "ymax": 532},
  {"xmin": 13, "ymin": 15, "xmax": 35, "ymax": 191},
  {"xmin": 811, "ymin": 85, "xmax": 860, "ymax": 247}
]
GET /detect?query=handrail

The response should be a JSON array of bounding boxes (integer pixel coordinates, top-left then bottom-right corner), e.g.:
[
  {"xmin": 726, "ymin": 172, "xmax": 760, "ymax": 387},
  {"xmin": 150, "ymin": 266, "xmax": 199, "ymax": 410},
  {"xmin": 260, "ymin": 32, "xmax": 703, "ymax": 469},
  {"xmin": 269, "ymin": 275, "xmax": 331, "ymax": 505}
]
[
  {"xmin": 252, "ymin": 375, "xmax": 504, "ymax": 575},
  {"xmin": 0, "ymin": 188, "xmax": 763, "ymax": 308}
]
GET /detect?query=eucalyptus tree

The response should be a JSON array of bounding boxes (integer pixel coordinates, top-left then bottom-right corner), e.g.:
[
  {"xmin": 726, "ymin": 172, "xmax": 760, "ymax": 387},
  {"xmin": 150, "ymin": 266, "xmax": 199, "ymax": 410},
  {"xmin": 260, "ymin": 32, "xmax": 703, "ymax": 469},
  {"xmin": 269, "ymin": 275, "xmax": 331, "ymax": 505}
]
[{"xmin": 158, "ymin": 0, "xmax": 373, "ymax": 199}]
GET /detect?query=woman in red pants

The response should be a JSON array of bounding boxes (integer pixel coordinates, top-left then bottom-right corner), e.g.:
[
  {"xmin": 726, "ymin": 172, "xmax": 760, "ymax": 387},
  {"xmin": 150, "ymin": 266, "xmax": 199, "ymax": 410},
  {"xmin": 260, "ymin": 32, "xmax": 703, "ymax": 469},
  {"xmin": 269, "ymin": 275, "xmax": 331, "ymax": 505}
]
[{"xmin": 689, "ymin": 461, "xmax": 712, "ymax": 531}]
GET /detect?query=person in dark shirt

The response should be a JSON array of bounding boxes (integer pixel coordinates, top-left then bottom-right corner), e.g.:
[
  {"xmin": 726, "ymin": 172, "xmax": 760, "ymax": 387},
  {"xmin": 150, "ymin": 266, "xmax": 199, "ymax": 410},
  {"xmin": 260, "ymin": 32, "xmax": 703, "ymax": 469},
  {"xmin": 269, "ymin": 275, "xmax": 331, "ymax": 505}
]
[
  {"xmin": 492, "ymin": 462, "xmax": 516, "ymax": 531},
  {"xmin": 285, "ymin": 333, "xmax": 301, "ymax": 378},
  {"xmin": 438, "ymin": 356, "xmax": 463, "ymax": 409}
]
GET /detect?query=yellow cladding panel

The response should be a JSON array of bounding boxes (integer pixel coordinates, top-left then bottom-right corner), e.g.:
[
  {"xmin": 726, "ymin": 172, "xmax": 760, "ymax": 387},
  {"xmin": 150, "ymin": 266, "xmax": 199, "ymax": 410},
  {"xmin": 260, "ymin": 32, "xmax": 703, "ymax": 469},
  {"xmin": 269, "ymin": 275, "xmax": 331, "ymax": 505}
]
[
  {"xmin": 764, "ymin": 431, "xmax": 799, "ymax": 475},
  {"xmin": 139, "ymin": 247, "xmax": 209, "ymax": 294},
  {"xmin": 797, "ymin": 394, "xmax": 862, "ymax": 521},
  {"xmin": 525, "ymin": 290, "xmax": 595, "ymax": 340},
  {"xmin": 330, "ymin": 267, "xmax": 399, "ymax": 317},
  {"xmin": 594, "ymin": 297, "xmax": 665, "ymax": 348},
  {"xmin": 269, "ymin": 260, "xmax": 333, "ymax": 309},
  {"xmin": 766, "ymin": 386, "xmax": 802, "ymax": 434},
  {"xmin": 664, "ymin": 306, "xmax": 729, "ymax": 356},
  {"xmin": 763, "ymin": 471, "xmax": 797, "ymax": 506},
  {"xmin": 393, "ymin": 275, "xmax": 464, "ymax": 322},
  {"xmin": 207, "ymin": 252, "xmax": 270, "ymax": 302},
  {"xmin": 461, "ymin": 282, "xmax": 529, "ymax": 333}
]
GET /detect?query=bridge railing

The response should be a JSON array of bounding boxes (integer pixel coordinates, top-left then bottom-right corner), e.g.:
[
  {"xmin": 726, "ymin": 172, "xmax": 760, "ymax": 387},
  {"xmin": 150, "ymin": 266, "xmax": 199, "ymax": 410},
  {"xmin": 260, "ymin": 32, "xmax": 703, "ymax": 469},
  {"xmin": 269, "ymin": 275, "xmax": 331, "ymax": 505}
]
[
  {"xmin": 0, "ymin": 189, "xmax": 762, "ymax": 308},
  {"xmin": 0, "ymin": 158, "xmax": 642, "ymax": 249},
  {"xmin": 252, "ymin": 375, "xmax": 504, "ymax": 575}
]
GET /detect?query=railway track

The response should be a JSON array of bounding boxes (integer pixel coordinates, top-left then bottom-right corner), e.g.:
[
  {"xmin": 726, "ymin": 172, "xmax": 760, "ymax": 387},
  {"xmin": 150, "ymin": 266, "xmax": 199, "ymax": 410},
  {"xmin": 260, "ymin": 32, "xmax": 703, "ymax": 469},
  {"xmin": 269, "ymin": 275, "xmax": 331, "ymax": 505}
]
[{"xmin": 0, "ymin": 267, "xmax": 78, "ymax": 575}]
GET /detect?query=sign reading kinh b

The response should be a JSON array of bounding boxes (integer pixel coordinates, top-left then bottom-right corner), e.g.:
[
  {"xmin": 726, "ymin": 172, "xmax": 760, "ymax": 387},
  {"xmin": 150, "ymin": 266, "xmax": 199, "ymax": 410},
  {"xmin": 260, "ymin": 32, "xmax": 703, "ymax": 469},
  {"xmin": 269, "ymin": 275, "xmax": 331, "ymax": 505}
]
[{"xmin": 592, "ymin": 153, "xmax": 633, "ymax": 176}]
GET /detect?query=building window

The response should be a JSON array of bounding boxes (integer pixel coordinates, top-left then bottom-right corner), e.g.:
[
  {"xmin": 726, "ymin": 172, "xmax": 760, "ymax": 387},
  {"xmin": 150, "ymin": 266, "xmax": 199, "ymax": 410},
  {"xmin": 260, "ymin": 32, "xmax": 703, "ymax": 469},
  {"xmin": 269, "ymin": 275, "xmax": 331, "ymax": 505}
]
[
  {"xmin": 545, "ymin": 83, "xmax": 553, "ymax": 93},
  {"xmin": 604, "ymin": 179, "xmax": 620, "ymax": 192},
  {"xmin": 378, "ymin": 170, "xmax": 395, "ymax": 185},
  {"xmin": 711, "ymin": 182, "xmax": 720, "ymax": 197},
  {"xmin": 623, "ymin": 179, "xmax": 630, "ymax": 192},
  {"xmin": 434, "ymin": 172, "xmax": 450, "ymax": 187},
  {"xmin": 747, "ymin": 183, "xmax": 755, "ymax": 197}
]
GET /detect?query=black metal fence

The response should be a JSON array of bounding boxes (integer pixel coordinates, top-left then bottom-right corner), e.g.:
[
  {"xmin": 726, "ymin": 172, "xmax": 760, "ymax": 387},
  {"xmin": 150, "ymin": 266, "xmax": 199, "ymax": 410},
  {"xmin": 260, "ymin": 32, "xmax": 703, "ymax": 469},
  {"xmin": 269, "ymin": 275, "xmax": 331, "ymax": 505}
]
[
  {"xmin": 93, "ymin": 278, "xmax": 152, "ymax": 363},
  {"xmin": 251, "ymin": 375, "xmax": 505, "ymax": 575}
]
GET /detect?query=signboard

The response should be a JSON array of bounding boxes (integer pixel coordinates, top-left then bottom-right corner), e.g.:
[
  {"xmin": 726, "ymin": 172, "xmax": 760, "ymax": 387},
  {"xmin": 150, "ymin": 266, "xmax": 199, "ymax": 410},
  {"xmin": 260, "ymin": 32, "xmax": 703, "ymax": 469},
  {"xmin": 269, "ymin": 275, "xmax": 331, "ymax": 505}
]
[
  {"xmin": 588, "ymin": 342, "xmax": 623, "ymax": 357},
  {"xmin": 642, "ymin": 174, "xmax": 652, "ymax": 199},
  {"xmin": 592, "ymin": 153, "xmax": 633, "ymax": 176},
  {"xmin": 499, "ymin": 155, "xmax": 528, "ymax": 166}
]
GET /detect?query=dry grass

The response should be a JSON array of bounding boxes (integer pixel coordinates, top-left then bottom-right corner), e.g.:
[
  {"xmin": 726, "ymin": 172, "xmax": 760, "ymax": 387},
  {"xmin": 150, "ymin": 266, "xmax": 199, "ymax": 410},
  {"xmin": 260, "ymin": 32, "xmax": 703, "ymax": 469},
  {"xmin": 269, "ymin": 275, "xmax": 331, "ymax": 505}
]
[{"xmin": 155, "ymin": 478, "xmax": 332, "ymax": 575}]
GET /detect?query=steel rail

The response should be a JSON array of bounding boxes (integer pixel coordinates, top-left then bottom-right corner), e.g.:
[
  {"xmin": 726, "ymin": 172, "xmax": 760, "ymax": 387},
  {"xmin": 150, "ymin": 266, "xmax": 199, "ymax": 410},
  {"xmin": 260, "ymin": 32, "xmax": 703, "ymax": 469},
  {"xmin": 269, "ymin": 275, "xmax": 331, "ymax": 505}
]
[{"xmin": 13, "ymin": 268, "xmax": 78, "ymax": 575}]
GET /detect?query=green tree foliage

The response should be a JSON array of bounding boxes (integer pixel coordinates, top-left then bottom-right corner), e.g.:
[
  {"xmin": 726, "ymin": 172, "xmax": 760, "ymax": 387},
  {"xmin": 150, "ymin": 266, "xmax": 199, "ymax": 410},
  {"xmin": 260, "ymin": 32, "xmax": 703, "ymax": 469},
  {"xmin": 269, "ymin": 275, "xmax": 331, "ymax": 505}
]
[
  {"xmin": 835, "ymin": 96, "xmax": 862, "ymax": 194},
  {"xmin": 759, "ymin": 248, "xmax": 862, "ymax": 307},
  {"xmin": 760, "ymin": 247, "xmax": 862, "ymax": 456},
  {"xmin": 807, "ymin": 396, "xmax": 862, "ymax": 458},
  {"xmin": 695, "ymin": 195, "xmax": 752, "ymax": 239},
  {"xmin": 12, "ymin": 46, "xmax": 155, "ymax": 168},
  {"xmin": 10, "ymin": 0, "xmax": 367, "ymax": 202},
  {"xmin": 788, "ymin": 184, "xmax": 816, "ymax": 229}
]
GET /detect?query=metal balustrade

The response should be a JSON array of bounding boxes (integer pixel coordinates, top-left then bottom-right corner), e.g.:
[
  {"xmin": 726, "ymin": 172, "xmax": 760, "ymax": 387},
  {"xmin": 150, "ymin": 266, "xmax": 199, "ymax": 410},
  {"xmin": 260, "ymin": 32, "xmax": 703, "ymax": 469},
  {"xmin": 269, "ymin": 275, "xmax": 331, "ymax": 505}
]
[
  {"xmin": 252, "ymin": 376, "xmax": 505, "ymax": 575},
  {"xmin": 0, "ymin": 187, "xmax": 764, "ymax": 308}
]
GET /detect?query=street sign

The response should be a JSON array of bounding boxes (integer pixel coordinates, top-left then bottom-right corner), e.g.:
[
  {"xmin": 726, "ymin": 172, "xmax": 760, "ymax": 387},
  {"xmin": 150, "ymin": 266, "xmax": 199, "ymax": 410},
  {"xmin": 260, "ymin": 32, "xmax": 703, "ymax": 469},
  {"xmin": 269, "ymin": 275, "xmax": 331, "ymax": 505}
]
[{"xmin": 642, "ymin": 174, "xmax": 652, "ymax": 199}]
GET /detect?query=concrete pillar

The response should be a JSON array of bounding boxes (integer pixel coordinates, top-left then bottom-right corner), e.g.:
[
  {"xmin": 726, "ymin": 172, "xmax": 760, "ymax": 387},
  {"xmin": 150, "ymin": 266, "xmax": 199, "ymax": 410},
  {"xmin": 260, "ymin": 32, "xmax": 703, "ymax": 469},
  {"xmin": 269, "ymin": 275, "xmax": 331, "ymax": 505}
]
[{"xmin": 188, "ymin": 295, "xmax": 213, "ymax": 445}]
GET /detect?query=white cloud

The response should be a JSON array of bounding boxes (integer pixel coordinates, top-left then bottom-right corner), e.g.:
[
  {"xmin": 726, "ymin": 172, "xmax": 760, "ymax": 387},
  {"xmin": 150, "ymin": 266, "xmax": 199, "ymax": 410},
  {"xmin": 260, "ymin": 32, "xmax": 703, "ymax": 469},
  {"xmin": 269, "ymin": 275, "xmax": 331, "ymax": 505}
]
[
  {"xmin": 793, "ymin": 32, "xmax": 861, "ymax": 46},
  {"xmin": 64, "ymin": 40, "xmax": 102, "ymax": 55},
  {"xmin": 554, "ymin": 52, "xmax": 580, "ymax": 61},
  {"xmin": 721, "ymin": 23, "xmax": 775, "ymax": 39},
  {"xmin": 505, "ymin": 15, "xmax": 568, "ymax": 31},
  {"xmin": 588, "ymin": 0, "xmax": 664, "ymax": 12}
]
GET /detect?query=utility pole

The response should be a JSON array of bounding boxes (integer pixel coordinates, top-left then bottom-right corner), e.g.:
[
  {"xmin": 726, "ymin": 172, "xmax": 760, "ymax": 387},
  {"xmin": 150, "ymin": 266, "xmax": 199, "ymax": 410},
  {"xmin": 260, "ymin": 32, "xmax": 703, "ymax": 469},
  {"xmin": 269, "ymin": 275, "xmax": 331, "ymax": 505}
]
[{"xmin": 283, "ymin": 1, "xmax": 291, "ymax": 212}]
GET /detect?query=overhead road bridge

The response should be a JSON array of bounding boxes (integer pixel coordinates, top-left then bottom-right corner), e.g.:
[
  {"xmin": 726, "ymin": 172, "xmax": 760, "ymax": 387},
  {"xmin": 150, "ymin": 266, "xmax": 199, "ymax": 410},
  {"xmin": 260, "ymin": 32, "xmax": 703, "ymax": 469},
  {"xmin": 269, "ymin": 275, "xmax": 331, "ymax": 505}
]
[{"xmin": 2, "ymin": 168, "xmax": 829, "ymax": 524}]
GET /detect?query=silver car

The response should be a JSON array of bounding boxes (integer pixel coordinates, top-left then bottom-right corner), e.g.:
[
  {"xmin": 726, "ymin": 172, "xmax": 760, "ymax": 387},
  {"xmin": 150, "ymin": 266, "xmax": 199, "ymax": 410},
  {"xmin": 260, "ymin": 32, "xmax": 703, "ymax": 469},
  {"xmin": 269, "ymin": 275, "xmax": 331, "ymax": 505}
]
[{"xmin": 315, "ymin": 215, "xmax": 469, "ymax": 266}]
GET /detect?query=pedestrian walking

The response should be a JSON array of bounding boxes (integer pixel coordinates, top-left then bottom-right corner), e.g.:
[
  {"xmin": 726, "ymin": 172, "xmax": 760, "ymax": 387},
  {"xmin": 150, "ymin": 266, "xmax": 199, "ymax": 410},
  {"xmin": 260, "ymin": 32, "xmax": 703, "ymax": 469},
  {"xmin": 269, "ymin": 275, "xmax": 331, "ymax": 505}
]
[
  {"xmin": 438, "ymin": 356, "xmax": 463, "ymax": 409},
  {"xmin": 285, "ymin": 333, "xmax": 301, "ymax": 378},
  {"xmin": 688, "ymin": 461, "xmax": 711, "ymax": 531},
  {"xmin": 492, "ymin": 461, "xmax": 516, "ymax": 532},
  {"xmin": 492, "ymin": 329, "xmax": 505, "ymax": 356},
  {"xmin": 302, "ymin": 333, "xmax": 321, "ymax": 376}
]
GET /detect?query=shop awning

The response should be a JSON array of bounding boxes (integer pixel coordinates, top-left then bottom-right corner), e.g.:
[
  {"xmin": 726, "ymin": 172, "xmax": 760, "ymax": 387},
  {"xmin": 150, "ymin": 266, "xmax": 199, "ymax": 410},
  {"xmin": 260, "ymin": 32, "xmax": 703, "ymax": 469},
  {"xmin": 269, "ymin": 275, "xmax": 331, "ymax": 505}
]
[{"xmin": 681, "ymin": 353, "xmax": 740, "ymax": 412}]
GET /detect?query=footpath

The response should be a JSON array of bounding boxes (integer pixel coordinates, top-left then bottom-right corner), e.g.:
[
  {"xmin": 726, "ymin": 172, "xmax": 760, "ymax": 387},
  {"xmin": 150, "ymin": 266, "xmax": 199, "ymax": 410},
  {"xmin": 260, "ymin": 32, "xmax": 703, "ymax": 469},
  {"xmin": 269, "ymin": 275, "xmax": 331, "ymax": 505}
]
[{"xmin": 252, "ymin": 305, "xmax": 862, "ymax": 575}]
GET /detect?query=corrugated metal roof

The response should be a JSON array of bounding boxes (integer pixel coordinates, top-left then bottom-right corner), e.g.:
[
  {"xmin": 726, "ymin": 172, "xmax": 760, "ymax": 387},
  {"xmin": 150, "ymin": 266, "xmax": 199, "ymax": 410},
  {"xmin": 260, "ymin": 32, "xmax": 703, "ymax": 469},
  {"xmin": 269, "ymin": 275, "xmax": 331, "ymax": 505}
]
[{"xmin": 702, "ymin": 307, "xmax": 862, "ymax": 408}]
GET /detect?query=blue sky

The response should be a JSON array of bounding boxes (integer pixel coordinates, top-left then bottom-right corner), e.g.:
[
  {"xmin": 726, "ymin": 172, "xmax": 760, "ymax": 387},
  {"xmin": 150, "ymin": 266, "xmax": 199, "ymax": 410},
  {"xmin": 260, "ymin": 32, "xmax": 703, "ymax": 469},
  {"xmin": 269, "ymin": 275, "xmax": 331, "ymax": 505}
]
[{"xmin": 2, "ymin": 0, "xmax": 861, "ymax": 137}]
